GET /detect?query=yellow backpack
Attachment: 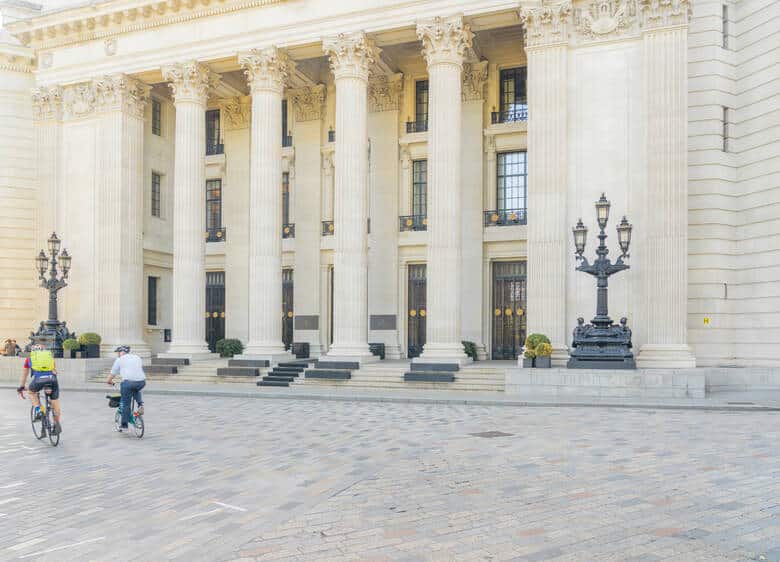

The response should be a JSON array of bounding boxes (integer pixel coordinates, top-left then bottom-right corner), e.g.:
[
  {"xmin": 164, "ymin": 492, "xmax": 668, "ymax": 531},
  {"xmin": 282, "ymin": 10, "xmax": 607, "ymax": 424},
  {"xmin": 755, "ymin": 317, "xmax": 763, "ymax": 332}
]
[{"xmin": 30, "ymin": 350, "xmax": 55, "ymax": 372}]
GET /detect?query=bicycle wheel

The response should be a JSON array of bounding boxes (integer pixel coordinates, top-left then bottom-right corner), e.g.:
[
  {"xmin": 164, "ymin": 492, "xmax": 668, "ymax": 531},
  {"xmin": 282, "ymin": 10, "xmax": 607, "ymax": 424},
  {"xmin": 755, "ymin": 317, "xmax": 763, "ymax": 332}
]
[
  {"xmin": 46, "ymin": 407, "xmax": 59, "ymax": 447},
  {"xmin": 114, "ymin": 408, "xmax": 122, "ymax": 431},
  {"xmin": 132, "ymin": 413, "xmax": 144, "ymax": 439},
  {"xmin": 30, "ymin": 404, "xmax": 44, "ymax": 440}
]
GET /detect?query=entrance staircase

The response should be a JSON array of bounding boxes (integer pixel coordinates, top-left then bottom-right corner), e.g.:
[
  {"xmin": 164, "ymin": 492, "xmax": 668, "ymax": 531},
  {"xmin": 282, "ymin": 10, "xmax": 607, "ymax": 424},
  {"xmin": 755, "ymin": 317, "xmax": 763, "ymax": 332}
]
[
  {"xmin": 89, "ymin": 356, "xmax": 269, "ymax": 384},
  {"xmin": 257, "ymin": 361, "xmax": 312, "ymax": 387}
]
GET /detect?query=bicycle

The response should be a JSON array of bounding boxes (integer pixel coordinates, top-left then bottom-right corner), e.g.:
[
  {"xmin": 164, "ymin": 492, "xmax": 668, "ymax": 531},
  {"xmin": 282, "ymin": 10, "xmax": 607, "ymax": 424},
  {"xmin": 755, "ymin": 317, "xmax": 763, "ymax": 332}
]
[
  {"xmin": 107, "ymin": 383, "xmax": 144, "ymax": 438},
  {"xmin": 27, "ymin": 386, "xmax": 60, "ymax": 447}
]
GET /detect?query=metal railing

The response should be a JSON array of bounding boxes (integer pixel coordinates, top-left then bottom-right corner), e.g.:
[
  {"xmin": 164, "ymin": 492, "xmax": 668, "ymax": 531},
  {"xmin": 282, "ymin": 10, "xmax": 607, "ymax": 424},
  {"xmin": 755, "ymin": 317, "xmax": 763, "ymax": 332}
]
[
  {"xmin": 405, "ymin": 120, "xmax": 428, "ymax": 133},
  {"xmin": 282, "ymin": 134, "xmax": 293, "ymax": 147},
  {"xmin": 282, "ymin": 223, "xmax": 295, "ymax": 239},
  {"xmin": 491, "ymin": 107, "xmax": 528, "ymax": 124},
  {"xmin": 484, "ymin": 209, "xmax": 527, "ymax": 226},
  {"xmin": 399, "ymin": 214, "xmax": 427, "ymax": 232},
  {"xmin": 206, "ymin": 227, "xmax": 226, "ymax": 242},
  {"xmin": 322, "ymin": 220, "xmax": 334, "ymax": 236},
  {"xmin": 206, "ymin": 141, "xmax": 224, "ymax": 155}
]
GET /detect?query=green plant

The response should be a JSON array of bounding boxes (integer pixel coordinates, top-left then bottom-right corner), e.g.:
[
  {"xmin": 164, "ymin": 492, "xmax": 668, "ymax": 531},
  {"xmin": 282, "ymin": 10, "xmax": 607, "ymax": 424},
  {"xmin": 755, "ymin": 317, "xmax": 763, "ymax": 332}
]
[
  {"xmin": 78, "ymin": 332, "xmax": 102, "ymax": 346},
  {"xmin": 524, "ymin": 333, "xmax": 551, "ymax": 351},
  {"xmin": 536, "ymin": 342, "xmax": 553, "ymax": 357},
  {"xmin": 523, "ymin": 347, "xmax": 536, "ymax": 359},
  {"xmin": 62, "ymin": 338, "xmax": 80, "ymax": 352},
  {"xmin": 462, "ymin": 341, "xmax": 478, "ymax": 361},
  {"xmin": 216, "ymin": 338, "xmax": 243, "ymax": 358}
]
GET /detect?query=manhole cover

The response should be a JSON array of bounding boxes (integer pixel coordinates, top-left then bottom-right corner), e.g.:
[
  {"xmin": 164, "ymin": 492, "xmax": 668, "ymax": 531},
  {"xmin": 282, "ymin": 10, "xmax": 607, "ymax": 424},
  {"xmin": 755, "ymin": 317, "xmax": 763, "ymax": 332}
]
[{"xmin": 470, "ymin": 431, "xmax": 514, "ymax": 438}]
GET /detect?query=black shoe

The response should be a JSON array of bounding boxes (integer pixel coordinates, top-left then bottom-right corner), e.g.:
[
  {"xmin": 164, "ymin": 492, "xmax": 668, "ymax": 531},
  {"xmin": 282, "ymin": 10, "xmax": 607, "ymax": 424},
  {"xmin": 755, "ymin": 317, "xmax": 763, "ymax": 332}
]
[{"xmin": 52, "ymin": 422, "xmax": 62, "ymax": 435}]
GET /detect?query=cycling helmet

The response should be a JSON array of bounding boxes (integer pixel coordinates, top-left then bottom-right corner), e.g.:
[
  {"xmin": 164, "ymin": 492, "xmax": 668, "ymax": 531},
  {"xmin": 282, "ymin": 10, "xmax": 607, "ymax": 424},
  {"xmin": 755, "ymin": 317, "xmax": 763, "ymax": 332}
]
[
  {"xmin": 31, "ymin": 343, "xmax": 45, "ymax": 351},
  {"xmin": 114, "ymin": 345, "xmax": 131, "ymax": 354}
]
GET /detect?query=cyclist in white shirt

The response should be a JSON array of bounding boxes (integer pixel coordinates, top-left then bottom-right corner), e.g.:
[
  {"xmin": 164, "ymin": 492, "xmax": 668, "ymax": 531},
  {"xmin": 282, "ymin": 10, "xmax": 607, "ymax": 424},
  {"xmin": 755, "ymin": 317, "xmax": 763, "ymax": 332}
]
[{"xmin": 107, "ymin": 345, "xmax": 145, "ymax": 433}]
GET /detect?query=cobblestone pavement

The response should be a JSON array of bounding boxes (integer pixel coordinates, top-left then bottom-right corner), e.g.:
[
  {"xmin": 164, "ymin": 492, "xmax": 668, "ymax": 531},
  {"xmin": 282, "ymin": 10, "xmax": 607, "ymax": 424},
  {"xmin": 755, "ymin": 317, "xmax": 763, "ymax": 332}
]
[{"xmin": 0, "ymin": 392, "xmax": 778, "ymax": 562}]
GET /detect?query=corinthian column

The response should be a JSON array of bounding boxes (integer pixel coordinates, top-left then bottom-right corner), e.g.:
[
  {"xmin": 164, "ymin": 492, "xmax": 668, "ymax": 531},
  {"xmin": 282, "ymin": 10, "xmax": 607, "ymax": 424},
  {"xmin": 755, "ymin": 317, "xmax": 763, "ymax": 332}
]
[
  {"xmin": 520, "ymin": 2, "xmax": 571, "ymax": 364},
  {"xmin": 322, "ymin": 32, "xmax": 377, "ymax": 363},
  {"xmin": 416, "ymin": 15, "xmax": 472, "ymax": 364},
  {"xmin": 237, "ymin": 47, "xmax": 293, "ymax": 363},
  {"xmin": 636, "ymin": 0, "xmax": 696, "ymax": 368},
  {"xmin": 160, "ymin": 61, "xmax": 217, "ymax": 358}
]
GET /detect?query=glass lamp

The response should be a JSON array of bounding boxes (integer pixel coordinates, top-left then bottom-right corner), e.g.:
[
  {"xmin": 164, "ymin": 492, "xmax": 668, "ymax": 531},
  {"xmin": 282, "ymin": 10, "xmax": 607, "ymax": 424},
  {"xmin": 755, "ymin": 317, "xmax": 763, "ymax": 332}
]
[
  {"xmin": 595, "ymin": 193, "xmax": 610, "ymax": 229},
  {"xmin": 36, "ymin": 250, "xmax": 48, "ymax": 276},
  {"xmin": 59, "ymin": 249, "xmax": 71, "ymax": 276},
  {"xmin": 617, "ymin": 216, "xmax": 632, "ymax": 256},
  {"xmin": 572, "ymin": 219, "xmax": 587, "ymax": 256},
  {"xmin": 47, "ymin": 232, "xmax": 61, "ymax": 256}
]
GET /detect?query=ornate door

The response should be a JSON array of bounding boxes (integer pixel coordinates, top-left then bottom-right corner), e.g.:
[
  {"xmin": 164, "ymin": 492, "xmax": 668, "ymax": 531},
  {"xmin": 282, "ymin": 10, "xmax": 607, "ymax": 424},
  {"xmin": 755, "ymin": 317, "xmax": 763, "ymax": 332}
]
[
  {"xmin": 491, "ymin": 261, "xmax": 527, "ymax": 359},
  {"xmin": 407, "ymin": 264, "xmax": 426, "ymax": 358},
  {"xmin": 282, "ymin": 268, "xmax": 294, "ymax": 351},
  {"xmin": 205, "ymin": 271, "xmax": 225, "ymax": 353}
]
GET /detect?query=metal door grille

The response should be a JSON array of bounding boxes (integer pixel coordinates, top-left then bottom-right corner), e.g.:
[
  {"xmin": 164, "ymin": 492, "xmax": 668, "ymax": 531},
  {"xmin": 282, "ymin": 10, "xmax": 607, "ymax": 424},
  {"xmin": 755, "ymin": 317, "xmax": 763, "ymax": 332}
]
[
  {"xmin": 282, "ymin": 269, "xmax": 293, "ymax": 351},
  {"xmin": 407, "ymin": 264, "xmax": 426, "ymax": 359},
  {"xmin": 206, "ymin": 271, "xmax": 225, "ymax": 353},
  {"xmin": 491, "ymin": 261, "xmax": 527, "ymax": 360}
]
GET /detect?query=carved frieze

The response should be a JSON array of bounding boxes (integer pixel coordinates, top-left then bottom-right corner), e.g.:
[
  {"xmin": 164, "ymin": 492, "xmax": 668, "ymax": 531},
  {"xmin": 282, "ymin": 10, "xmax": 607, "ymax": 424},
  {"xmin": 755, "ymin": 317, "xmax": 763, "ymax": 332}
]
[
  {"xmin": 31, "ymin": 85, "xmax": 63, "ymax": 121},
  {"xmin": 218, "ymin": 96, "xmax": 251, "ymax": 130},
  {"xmin": 417, "ymin": 15, "xmax": 473, "ymax": 68},
  {"xmin": 368, "ymin": 73, "xmax": 403, "ymax": 112},
  {"xmin": 93, "ymin": 74, "xmax": 150, "ymax": 118},
  {"xmin": 520, "ymin": 1, "xmax": 572, "ymax": 48},
  {"xmin": 638, "ymin": 0, "xmax": 690, "ymax": 29},
  {"xmin": 239, "ymin": 47, "xmax": 290, "ymax": 94},
  {"xmin": 323, "ymin": 32, "xmax": 378, "ymax": 82},
  {"xmin": 574, "ymin": 0, "xmax": 637, "ymax": 40},
  {"xmin": 161, "ymin": 61, "xmax": 218, "ymax": 105},
  {"xmin": 288, "ymin": 84, "xmax": 325, "ymax": 122},
  {"xmin": 461, "ymin": 61, "xmax": 488, "ymax": 102}
]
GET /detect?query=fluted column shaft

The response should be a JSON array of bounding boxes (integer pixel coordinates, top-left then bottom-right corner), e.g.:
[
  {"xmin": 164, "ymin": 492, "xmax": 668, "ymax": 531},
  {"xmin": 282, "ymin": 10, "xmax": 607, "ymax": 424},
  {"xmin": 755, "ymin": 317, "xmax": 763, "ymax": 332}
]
[
  {"xmin": 239, "ymin": 48, "xmax": 291, "ymax": 359},
  {"xmin": 162, "ymin": 62, "xmax": 214, "ymax": 356}
]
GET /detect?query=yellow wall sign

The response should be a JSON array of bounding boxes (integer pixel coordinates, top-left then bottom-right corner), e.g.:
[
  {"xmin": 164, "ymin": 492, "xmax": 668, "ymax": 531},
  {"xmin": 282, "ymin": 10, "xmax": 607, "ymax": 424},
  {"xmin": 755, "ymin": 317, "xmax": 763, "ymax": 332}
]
[{"xmin": 703, "ymin": 317, "xmax": 710, "ymax": 325}]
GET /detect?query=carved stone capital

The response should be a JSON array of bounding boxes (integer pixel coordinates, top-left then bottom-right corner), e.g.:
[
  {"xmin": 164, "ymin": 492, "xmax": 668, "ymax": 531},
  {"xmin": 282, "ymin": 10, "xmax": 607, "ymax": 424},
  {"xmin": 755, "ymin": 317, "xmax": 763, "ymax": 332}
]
[
  {"xmin": 162, "ymin": 61, "xmax": 218, "ymax": 105},
  {"xmin": 461, "ymin": 61, "xmax": 488, "ymax": 101},
  {"xmin": 639, "ymin": 0, "xmax": 690, "ymax": 29},
  {"xmin": 239, "ymin": 47, "xmax": 291, "ymax": 95},
  {"xmin": 417, "ymin": 15, "xmax": 473, "ymax": 69},
  {"xmin": 574, "ymin": 0, "xmax": 638, "ymax": 41},
  {"xmin": 289, "ymin": 84, "xmax": 325, "ymax": 122},
  {"xmin": 218, "ymin": 96, "xmax": 251, "ymax": 130},
  {"xmin": 62, "ymin": 81, "xmax": 97, "ymax": 120},
  {"xmin": 520, "ymin": 1, "xmax": 572, "ymax": 48},
  {"xmin": 93, "ymin": 74, "xmax": 150, "ymax": 119},
  {"xmin": 368, "ymin": 73, "xmax": 403, "ymax": 112},
  {"xmin": 31, "ymin": 85, "xmax": 63, "ymax": 121},
  {"xmin": 323, "ymin": 32, "xmax": 378, "ymax": 82}
]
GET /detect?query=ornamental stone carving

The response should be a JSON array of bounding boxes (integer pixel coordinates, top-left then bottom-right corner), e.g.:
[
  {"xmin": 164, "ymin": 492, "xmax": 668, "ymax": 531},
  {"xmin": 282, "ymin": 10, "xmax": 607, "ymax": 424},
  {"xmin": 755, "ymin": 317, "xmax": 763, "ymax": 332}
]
[
  {"xmin": 62, "ymin": 81, "xmax": 96, "ymax": 120},
  {"xmin": 162, "ymin": 61, "xmax": 217, "ymax": 105},
  {"xmin": 239, "ymin": 47, "xmax": 290, "ymax": 94},
  {"xmin": 368, "ymin": 73, "xmax": 403, "ymax": 112},
  {"xmin": 461, "ymin": 61, "xmax": 488, "ymax": 101},
  {"xmin": 520, "ymin": 1, "xmax": 572, "ymax": 48},
  {"xmin": 417, "ymin": 15, "xmax": 473, "ymax": 68},
  {"xmin": 638, "ymin": 0, "xmax": 690, "ymax": 29},
  {"xmin": 288, "ymin": 84, "xmax": 325, "ymax": 122},
  {"xmin": 575, "ymin": 0, "xmax": 637, "ymax": 40},
  {"xmin": 323, "ymin": 32, "xmax": 378, "ymax": 82},
  {"xmin": 93, "ymin": 74, "xmax": 150, "ymax": 118},
  {"xmin": 218, "ymin": 96, "xmax": 251, "ymax": 130},
  {"xmin": 31, "ymin": 85, "xmax": 62, "ymax": 121}
]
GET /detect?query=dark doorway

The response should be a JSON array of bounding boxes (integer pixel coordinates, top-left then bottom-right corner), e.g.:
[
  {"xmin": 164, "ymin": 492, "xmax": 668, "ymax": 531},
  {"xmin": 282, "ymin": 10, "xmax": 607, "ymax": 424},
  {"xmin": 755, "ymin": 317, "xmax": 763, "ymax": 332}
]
[
  {"xmin": 282, "ymin": 268, "xmax": 293, "ymax": 351},
  {"xmin": 407, "ymin": 264, "xmax": 426, "ymax": 359},
  {"xmin": 491, "ymin": 261, "xmax": 527, "ymax": 359},
  {"xmin": 205, "ymin": 271, "xmax": 225, "ymax": 353},
  {"xmin": 329, "ymin": 267, "xmax": 334, "ymax": 345}
]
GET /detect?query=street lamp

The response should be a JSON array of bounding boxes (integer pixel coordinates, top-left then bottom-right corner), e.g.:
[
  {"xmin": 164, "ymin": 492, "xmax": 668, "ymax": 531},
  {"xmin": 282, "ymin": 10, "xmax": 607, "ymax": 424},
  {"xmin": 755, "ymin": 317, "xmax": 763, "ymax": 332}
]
[
  {"xmin": 28, "ymin": 232, "xmax": 75, "ymax": 357},
  {"xmin": 567, "ymin": 195, "xmax": 636, "ymax": 369}
]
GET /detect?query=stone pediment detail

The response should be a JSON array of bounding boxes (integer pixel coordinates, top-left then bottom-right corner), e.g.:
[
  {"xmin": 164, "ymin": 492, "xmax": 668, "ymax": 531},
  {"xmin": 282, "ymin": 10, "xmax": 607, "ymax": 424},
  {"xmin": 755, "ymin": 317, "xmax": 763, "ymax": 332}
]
[
  {"xmin": 520, "ymin": 1, "xmax": 572, "ymax": 48},
  {"xmin": 60, "ymin": 75, "xmax": 150, "ymax": 120},
  {"xmin": 417, "ymin": 15, "xmax": 473, "ymax": 68},
  {"xmin": 462, "ymin": 61, "xmax": 488, "ymax": 102},
  {"xmin": 638, "ymin": 0, "xmax": 690, "ymax": 29},
  {"xmin": 218, "ymin": 96, "xmax": 251, "ymax": 130},
  {"xmin": 368, "ymin": 73, "xmax": 403, "ymax": 113},
  {"xmin": 574, "ymin": 0, "xmax": 637, "ymax": 40},
  {"xmin": 289, "ymin": 84, "xmax": 325, "ymax": 122},
  {"xmin": 31, "ymin": 85, "xmax": 63, "ymax": 121}
]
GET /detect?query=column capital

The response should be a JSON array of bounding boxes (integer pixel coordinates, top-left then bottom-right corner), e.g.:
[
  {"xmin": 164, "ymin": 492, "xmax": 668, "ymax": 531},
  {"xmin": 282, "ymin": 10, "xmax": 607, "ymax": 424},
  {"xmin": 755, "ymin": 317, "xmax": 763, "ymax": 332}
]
[
  {"xmin": 93, "ymin": 74, "xmax": 150, "ymax": 119},
  {"xmin": 239, "ymin": 47, "xmax": 291, "ymax": 95},
  {"xmin": 519, "ymin": 1, "xmax": 572, "ymax": 49},
  {"xmin": 31, "ymin": 85, "xmax": 63, "ymax": 121},
  {"xmin": 639, "ymin": 0, "xmax": 690, "ymax": 30},
  {"xmin": 288, "ymin": 84, "xmax": 325, "ymax": 122},
  {"xmin": 162, "ymin": 61, "xmax": 218, "ymax": 105},
  {"xmin": 218, "ymin": 96, "xmax": 251, "ymax": 130},
  {"xmin": 416, "ymin": 15, "xmax": 473, "ymax": 69},
  {"xmin": 368, "ymin": 73, "xmax": 403, "ymax": 112},
  {"xmin": 323, "ymin": 32, "xmax": 378, "ymax": 82},
  {"xmin": 461, "ymin": 61, "xmax": 488, "ymax": 101}
]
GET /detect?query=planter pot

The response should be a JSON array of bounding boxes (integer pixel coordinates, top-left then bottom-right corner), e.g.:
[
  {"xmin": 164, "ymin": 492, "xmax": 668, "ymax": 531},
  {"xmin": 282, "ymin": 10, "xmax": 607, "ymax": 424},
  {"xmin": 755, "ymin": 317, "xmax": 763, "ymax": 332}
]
[
  {"xmin": 84, "ymin": 344, "xmax": 100, "ymax": 358},
  {"xmin": 68, "ymin": 350, "xmax": 78, "ymax": 359},
  {"xmin": 535, "ymin": 356, "xmax": 552, "ymax": 368},
  {"xmin": 522, "ymin": 357, "xmax": 535, "ymax": 368}
]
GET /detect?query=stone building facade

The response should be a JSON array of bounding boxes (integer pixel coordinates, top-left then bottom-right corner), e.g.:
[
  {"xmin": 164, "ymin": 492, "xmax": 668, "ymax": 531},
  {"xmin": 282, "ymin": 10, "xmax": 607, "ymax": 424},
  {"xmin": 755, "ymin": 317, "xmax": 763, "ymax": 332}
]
[{"xmin": 0, "ymin": 0, "xmax": 777, "ymax": 367}]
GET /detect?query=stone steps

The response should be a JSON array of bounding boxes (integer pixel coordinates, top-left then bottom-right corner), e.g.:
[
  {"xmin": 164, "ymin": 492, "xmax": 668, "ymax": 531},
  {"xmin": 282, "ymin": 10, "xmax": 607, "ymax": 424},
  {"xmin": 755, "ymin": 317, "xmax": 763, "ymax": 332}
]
[
  {"xmin": 303, "ymin": 366, "xmax": 505, "ymax": 391},
  {"xmin": 257, "ymin": 361, "xmax": 311, "ymax": 387}
]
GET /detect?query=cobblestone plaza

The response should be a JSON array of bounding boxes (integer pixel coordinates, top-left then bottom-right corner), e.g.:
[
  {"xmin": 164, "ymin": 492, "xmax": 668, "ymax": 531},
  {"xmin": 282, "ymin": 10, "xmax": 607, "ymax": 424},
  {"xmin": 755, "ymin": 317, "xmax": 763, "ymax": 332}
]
[{"xmin": 1, "ymin": 392, "xmax": 778, "ymax": 561}]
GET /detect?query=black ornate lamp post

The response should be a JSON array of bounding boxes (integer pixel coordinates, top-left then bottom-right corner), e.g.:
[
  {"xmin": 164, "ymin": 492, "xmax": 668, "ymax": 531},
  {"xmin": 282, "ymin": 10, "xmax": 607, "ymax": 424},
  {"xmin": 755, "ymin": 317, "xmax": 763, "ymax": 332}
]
[
  {"xmin": 568, "ymin": 194, "xmax": 636, "ymax": 369},
  {"xmin": 28, "ymin": 233, "xmax": 75, "ymax": 357}
]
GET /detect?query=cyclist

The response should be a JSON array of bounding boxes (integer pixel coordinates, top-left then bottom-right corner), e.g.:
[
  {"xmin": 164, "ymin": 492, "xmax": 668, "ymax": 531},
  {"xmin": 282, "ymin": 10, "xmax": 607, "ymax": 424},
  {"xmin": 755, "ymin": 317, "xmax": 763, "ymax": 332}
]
[
  {"xmin": 17, "ymin": 344, "xmax": 62, "ymax": 435},
  {"xmin": 107, "ymin": 345, "xmax": 145, "ymax": 433}
]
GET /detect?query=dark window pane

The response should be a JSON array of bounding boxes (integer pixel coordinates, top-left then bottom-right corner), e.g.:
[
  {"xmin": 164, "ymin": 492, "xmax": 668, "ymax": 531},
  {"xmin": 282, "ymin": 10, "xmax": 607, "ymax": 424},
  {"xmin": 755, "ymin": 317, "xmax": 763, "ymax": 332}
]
[
  {"xmin": 282, "ymin": 172, "xmax": 290, "ymax": 225},
  {"xmin": 412, "ymin": 160, "xmax": 427, "ymax": 217},
  {"xmin": 205, "ymin": 109, "xmax": 222, "ymax": 155},
  {"xmin": 415, "ymin": 80, "xmax": 429, "ymax": 127},
  {"xmin": 497, "ymin": 152, "xmax": 527, "ymax": 213},
  {"xmin": 151, "ymin": 172, "xmax": 161, "ymax": 218},
  {"xmin": 206, "ymin": 179, "xmax": 222, "ymax": 230},
  {"xmin": 282, "ymin": 100, "xmax": 288, "ymax": 144},
  {"xmin": 151, "ymin": 99, "xmax": 162, "ymax": 136},
  {"xmin": 499, "ymin": 68, "xmax": 527, "ymax": 120},
  {"xmin": 147, "ymin": 277, "xmax": 158, "ymax": 326}
]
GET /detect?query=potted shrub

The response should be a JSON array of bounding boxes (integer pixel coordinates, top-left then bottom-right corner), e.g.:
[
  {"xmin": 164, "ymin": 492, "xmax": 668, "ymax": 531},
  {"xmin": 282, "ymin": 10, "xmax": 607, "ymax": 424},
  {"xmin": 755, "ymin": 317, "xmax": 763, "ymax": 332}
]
[
  {"xmin": 522, "ymin": 346, "xmax": 536, "ymax": 368},
  {"xmin": 535, "ymin": 342, "xmax": 553, "ymax": 368},
  {"xmin": 523, "ymin": 333, "xmax": 551, "ymax": 368},
  {"xmin": 216, "ymin": 338, "xmax": 243, "ymax": 358},
  {"xmin": 462, "ymin": 340, "xmax": 478, "ymax": 361},
  {"xmin": 62, "ymin": 338, "xmax": 81, "ymax": 358},
  {"xmin": 78, "ymin": 332, "xmax": 102, "ymax": 358}
]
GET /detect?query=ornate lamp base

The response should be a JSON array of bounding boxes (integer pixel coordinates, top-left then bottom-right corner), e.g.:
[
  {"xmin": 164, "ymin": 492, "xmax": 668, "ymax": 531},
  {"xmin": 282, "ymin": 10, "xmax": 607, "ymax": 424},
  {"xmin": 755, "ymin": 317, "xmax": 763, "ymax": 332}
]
[
  {"xmin": 567, "ymin": 318, "xmax": 636, "ymax": 370},
  {"xmin": 27, "ymin": 320, "xmax": 76, "ymax": 358}
]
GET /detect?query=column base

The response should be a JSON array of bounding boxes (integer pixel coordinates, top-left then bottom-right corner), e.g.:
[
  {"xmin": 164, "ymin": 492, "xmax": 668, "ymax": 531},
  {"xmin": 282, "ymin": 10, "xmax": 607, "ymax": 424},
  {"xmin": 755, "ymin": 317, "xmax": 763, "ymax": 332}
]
[
  {"xmin": 636, "ymin": 344, "xmax": 696, "ymax": 369},
  {"xmin": 416, "ymin": 343, "xmax": 472, "ymax": 366},
  {"xmin": 159, "ymin": 341, "xmax": 213, "ymax": 361},
  {"xmin": 235, "ymin": 352, "xmax": 294, "ymax": 365},
  {"xmin": 551, "ymin": 343, "xmax": 569, "ymax": 367},
  {"xmin": 324, "ymin": 343, "xmax": 378, "ymax": 365},
  {"xmin": 384, "ymin": 343, "xmax": 402, "ymax": 360}
]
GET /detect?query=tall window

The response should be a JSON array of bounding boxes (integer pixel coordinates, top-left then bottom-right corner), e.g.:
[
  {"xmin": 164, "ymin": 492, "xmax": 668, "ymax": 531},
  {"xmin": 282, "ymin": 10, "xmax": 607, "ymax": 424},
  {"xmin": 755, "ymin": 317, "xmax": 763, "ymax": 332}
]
[
  {"xmin": 151, "ymin": 172, "xmax": 161, "ymax": 218},
  {"xmin": 722, "ymin": 4, "xmax": 729, "ymax": 49},
  {"xmin": 147, "ymin": 277, "xmax": 158, "ymax": 326},
  {"xmin": 415, "ymin": 80, "xmax": 429, "ymax": 128},
  {"xmin": 282, "ymin": 172, "xmax": 290, "ymax": 225},
  {"xmin": 499, "ymin": 67, "xmax": 528, "ymax": 122},
  {"xmin": 205, "ymin": 109, "xmax": 222, "ymax": 155},
  {"xmin": 151, "ymin": 99, "xmax": 162, "ymax": 136},
  {"xmin": 206, "ymin": 179, "xmax": 222, "ymax": 233},
  {"xmin": 497, "ymin": 152, "xmax": 527, "ymax": 213},
  {"xmin": 722, "ymin": 106, "xmax": 730, "ymax": 152},
  {"xmin": 412, "ymin": 160, "xmax": 427, "ymax": 217},
  {"xmin": 282, "ymin": 100, "xmax": 290, "ymax": 146}
]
